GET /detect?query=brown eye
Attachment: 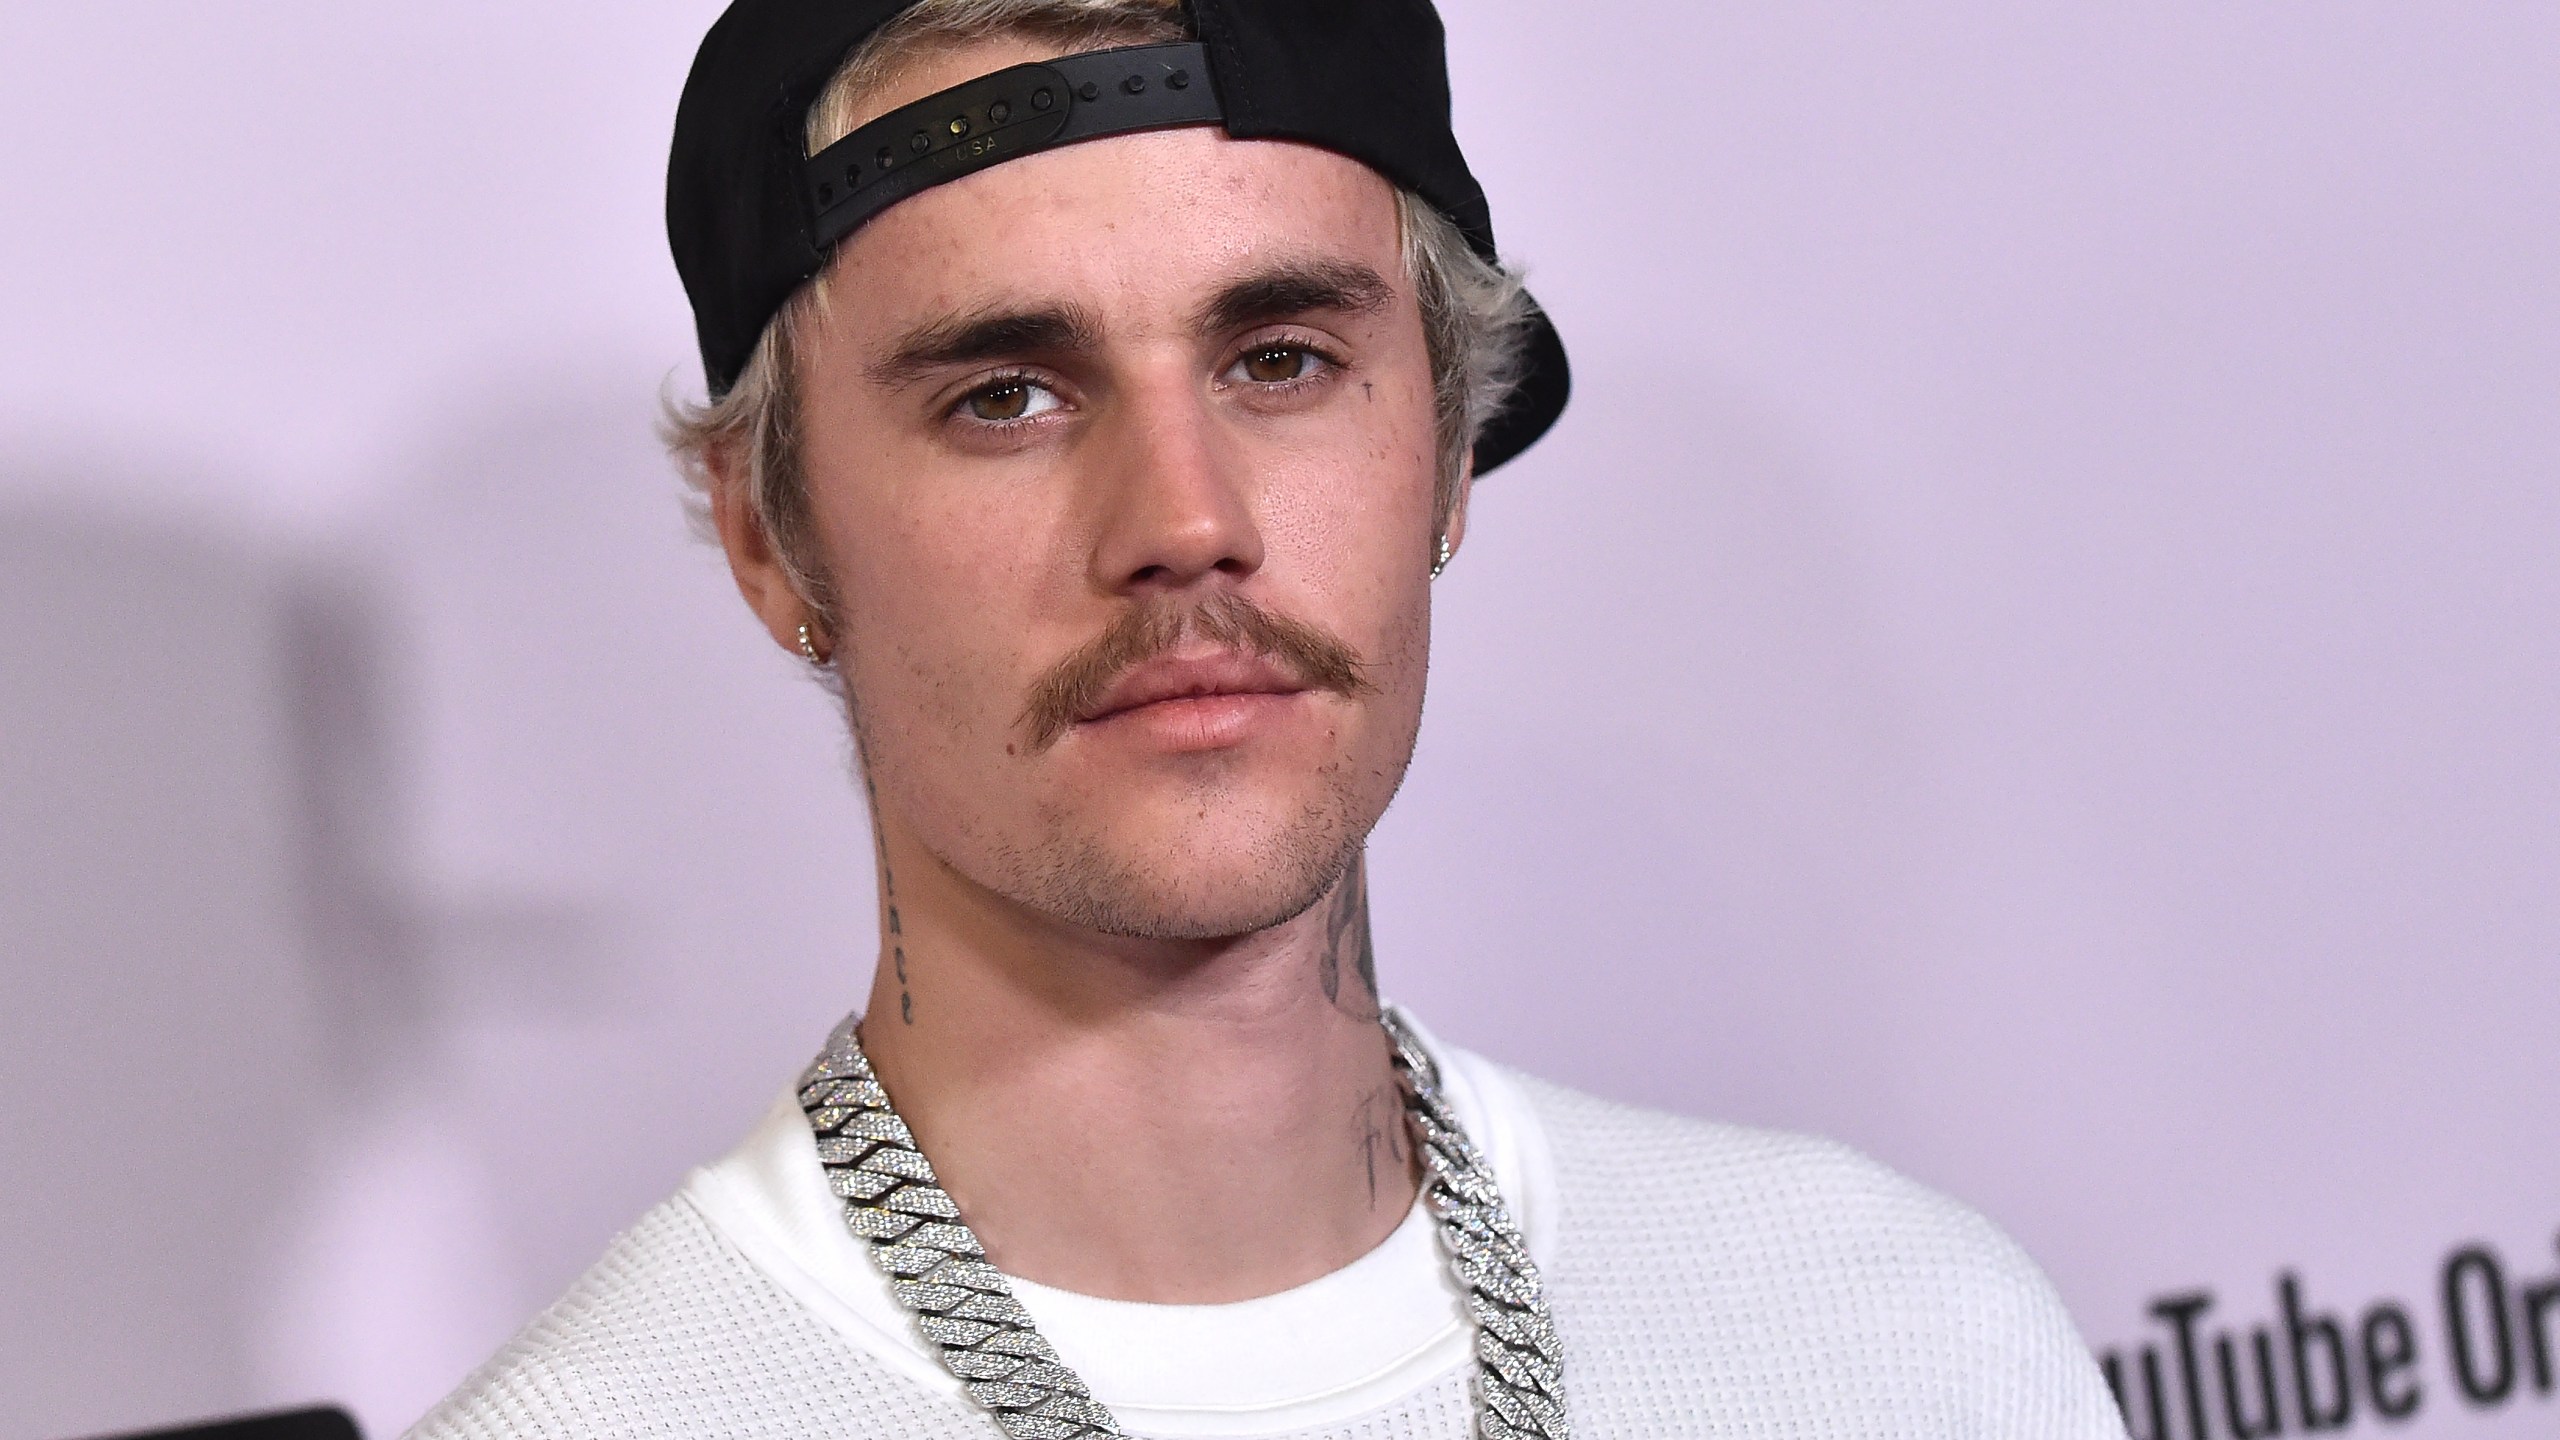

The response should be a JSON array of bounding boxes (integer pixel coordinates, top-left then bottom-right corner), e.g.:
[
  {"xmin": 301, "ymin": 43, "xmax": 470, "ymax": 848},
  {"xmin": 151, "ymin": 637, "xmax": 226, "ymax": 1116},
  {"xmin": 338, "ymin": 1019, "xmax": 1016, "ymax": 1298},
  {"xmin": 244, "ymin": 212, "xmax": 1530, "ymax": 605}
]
[
  {"xmin": 1242, "ymin": 346, "xmax": 1310, "ymax": 384},
  {"xmin": 968, "ymin": 383, "xmax": 1031, "ymax": 421},
  {"xmin": 958, "ymin": 379, "xmax": 1062, "ymax": 424}
]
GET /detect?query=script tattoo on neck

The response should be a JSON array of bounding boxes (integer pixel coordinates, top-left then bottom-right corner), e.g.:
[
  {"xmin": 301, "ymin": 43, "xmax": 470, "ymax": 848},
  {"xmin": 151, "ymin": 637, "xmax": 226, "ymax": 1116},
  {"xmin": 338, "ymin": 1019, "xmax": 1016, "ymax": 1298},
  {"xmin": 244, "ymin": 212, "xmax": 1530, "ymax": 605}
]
[
  {"xmin": 1318, "ymin": 858, "xmax": 1381, "ymax": 1020},
  {"xmin": 1352, "ymin": 1081, "xmax": 1408, "ymax": 1210},
  {"xmin": 864, "ymin": 771, "xmax": 914, "ymax": 1025}
]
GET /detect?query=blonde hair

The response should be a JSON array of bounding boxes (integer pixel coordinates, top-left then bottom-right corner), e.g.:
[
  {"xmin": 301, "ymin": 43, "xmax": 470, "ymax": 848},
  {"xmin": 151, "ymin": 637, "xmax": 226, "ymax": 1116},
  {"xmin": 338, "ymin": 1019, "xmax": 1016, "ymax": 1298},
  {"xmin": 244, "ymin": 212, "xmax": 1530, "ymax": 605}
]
[{"xmin": 664, "ymin": 0, "xmax": 1534, "ymax": 626}]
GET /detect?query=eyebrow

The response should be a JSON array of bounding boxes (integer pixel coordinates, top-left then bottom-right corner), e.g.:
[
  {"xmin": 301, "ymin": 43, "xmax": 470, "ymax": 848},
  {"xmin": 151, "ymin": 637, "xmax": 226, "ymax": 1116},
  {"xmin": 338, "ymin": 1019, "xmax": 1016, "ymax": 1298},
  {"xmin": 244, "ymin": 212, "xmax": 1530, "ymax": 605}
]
[
  {"xmin": 866, "ymin": 303, "xmax": 1104, "ymax": 389},
  {"xmin": 863, "ymin": 257, "xmax": 1398, "ymax": 390},
  {"xmin": 1192, "ymin": 258, "xmax": 1397, "ymax": 335}
]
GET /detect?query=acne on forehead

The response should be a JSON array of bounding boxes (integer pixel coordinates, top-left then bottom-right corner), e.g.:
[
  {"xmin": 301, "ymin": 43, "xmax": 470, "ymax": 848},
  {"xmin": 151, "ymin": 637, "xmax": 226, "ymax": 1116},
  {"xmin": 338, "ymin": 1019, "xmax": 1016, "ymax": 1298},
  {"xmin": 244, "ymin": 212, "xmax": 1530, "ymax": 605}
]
[{"xmin": 822, "ymin": 128, "xmax": 1408, "ymax": 342}]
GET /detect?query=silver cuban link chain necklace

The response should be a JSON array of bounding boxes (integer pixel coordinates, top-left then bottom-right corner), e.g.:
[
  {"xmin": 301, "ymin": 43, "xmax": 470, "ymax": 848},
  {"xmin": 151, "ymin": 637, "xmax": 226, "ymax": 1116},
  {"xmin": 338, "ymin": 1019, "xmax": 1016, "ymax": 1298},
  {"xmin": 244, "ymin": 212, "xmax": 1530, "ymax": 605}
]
[{"xmin": 796, "ymin": 1006, "xmax": 1571, "ymax": 1440}]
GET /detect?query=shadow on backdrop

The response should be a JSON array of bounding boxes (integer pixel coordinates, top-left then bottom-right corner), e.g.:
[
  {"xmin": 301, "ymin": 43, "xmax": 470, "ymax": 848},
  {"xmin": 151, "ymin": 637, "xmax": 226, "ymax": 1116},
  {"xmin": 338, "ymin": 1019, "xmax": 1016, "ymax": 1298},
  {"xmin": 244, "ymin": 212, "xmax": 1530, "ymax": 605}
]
[
  {"xmin": 1, "ymin": 483, "xmax": 339, "ymax": 1438},
  {"xmin": 249, "ymin": 363, "xmax": 865, "ymax": 1431},
  {"xmin": 0, "ymin": 456, "xmax": 619, "ymax": 1439}
]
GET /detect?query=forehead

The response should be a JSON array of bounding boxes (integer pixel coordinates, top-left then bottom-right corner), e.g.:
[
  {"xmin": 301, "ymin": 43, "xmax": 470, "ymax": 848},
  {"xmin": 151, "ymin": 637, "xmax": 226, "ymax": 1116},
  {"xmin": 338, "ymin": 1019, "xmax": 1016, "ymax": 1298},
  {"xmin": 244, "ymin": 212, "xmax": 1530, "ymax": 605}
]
[{"xmin": 815, "ymin": 36, "xmax": 1406, "ymax": 338}]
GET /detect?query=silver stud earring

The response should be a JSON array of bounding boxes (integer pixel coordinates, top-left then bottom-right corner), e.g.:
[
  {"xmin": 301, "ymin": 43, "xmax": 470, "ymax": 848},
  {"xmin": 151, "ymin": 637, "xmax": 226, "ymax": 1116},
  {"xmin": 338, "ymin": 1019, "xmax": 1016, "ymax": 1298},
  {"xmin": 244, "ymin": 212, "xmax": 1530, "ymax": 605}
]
[
  {"xmin": 796, "ymin": 621, "xmax": 826, "ymax": 665},
  {"xmin": 1430, "ymin": 534, "xmax": 1454, "ymax": 579}
]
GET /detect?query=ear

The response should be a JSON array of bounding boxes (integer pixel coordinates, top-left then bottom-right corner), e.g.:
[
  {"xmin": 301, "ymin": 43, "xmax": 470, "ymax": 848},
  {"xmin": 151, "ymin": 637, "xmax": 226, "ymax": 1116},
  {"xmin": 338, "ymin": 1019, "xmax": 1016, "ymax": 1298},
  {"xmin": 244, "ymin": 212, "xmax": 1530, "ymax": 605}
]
[
  {"xmin": 1438, "ymin": 449, "xmax": 1477, "ymax": 562},
  {"xmin": 707, "ymin": 442, "xmax": 824, "ymax": 654}
]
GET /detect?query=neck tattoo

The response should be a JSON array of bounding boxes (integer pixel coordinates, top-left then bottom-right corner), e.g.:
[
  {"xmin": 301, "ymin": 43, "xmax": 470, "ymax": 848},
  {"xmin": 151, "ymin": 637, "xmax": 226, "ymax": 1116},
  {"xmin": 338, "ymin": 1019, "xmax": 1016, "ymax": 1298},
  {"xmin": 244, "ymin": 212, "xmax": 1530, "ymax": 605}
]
[{"xmin": 796, "ymin": 1007, "xmax": 1571, "ymax": 1438}]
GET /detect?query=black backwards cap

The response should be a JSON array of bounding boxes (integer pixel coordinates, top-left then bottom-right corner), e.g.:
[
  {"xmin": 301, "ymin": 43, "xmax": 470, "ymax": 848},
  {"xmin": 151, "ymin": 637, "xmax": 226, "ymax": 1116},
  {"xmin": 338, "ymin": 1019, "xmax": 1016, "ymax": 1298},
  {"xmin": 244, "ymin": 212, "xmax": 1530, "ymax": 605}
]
[{"xmin": 668, "ymin": 0, "xmax": 1569, "ymax": 473}]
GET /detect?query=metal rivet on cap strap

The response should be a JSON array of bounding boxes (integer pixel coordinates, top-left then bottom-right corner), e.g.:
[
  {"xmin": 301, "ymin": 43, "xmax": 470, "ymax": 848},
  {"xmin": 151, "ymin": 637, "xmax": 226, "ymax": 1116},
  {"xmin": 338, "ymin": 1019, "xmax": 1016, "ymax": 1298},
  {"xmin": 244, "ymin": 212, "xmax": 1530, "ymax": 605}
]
[{"xmin": 948, "ymin": 116, "xmax": 969, "ymax": 136}]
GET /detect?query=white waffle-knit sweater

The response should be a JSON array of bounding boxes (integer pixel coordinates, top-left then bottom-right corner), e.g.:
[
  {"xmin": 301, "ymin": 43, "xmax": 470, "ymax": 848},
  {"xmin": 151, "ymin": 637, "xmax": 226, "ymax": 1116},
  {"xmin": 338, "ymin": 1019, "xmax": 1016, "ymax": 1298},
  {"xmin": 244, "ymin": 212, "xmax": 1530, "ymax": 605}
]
[{"xmin": 409, "ymin": 1022, "xmax": 2127, "ymax": 1439}]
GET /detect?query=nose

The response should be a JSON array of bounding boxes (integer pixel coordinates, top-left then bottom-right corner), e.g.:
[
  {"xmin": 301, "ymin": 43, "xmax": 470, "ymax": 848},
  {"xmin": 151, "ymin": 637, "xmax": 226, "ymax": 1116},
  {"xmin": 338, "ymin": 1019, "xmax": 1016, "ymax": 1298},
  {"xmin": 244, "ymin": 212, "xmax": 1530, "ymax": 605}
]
[{"xmin": 1086, "ymin": 377, "xmax": 1265, "ymax": 596}]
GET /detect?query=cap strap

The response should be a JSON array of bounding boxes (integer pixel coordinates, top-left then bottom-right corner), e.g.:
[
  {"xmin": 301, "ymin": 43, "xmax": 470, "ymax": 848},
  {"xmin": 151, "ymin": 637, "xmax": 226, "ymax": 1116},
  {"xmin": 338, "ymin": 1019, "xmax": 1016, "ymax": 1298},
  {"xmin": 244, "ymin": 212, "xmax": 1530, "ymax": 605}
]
[{"xmin": 804, "ymin": 42, "xmax": 1223, "ymax": 250}]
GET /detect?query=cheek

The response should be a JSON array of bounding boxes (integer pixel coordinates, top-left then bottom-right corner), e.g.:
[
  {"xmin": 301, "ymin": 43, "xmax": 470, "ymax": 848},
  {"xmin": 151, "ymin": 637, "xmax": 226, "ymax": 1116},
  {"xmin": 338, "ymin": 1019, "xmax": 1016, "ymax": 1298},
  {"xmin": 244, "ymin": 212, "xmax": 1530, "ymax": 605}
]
[
  {"xmin": 1263, "ymin": 372, "xmax": 1440, "ymax": 615},
  {"xmin": 1352, "ymin": 355, "xmax": 1444, "ymax": 543},
  {"xmin": 806, "ymin": 469, "xmax": 1032, "ymax": 750},
  {"xmin": 1251, "ymin": 419, "xmax": 1440, "ymax": 768},
  {"xmin": 1359, "ymin": 376, "xmax": 1445, "ymax": 720}
]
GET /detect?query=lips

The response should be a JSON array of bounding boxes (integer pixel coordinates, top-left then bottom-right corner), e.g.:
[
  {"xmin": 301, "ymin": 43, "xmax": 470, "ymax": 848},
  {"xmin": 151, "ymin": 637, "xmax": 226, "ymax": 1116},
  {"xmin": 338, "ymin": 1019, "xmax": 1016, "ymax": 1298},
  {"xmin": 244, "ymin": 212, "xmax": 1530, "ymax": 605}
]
[{"xmin": 1075, "ymin": 651, "xmax": 1310, "ymax": 727}]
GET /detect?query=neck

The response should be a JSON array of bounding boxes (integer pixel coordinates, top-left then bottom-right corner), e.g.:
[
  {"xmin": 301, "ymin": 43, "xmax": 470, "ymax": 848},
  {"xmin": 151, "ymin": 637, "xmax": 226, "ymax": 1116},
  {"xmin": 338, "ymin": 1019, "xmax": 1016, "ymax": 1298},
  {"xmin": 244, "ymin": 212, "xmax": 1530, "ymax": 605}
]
[{"xmin": 852, "ymin": 821, "xmax": 1418, "ymax": 1304}]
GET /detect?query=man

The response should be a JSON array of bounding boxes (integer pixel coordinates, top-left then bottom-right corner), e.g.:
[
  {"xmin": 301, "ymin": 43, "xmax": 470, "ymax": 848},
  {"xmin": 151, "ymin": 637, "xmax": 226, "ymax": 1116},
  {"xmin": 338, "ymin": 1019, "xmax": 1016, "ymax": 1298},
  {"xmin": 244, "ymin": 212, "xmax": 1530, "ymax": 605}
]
[{"xmin": 414, "ymin": 0, "xmax": 2126, "ymax": 1435}]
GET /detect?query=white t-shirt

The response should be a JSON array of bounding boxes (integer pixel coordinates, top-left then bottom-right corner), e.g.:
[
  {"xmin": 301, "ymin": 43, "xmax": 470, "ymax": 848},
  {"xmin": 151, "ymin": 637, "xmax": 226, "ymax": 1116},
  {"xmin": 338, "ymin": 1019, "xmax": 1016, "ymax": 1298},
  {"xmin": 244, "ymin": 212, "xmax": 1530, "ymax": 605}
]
[
  {"xmin": 410, "ymin": 1012, "xmax": 2130, "ymax": 1438},
  {"xmin": 680, "ymin": 1015, "xmax": 1544, "ymax": 1433}
]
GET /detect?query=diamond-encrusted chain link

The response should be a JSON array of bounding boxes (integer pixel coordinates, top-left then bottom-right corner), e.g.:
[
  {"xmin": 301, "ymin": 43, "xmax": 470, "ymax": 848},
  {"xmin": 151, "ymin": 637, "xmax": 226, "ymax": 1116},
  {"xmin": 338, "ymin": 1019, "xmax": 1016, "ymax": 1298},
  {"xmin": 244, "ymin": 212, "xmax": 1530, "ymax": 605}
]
[
  {"xmin": 798, "ymin": 1018, "xmax": 1120, "ymax": 1439},
  {"xmin": 798, "ymin": 1008, "xmax": 1568, "ymax": 1439},
  {"xmin": 1381, "ymin": 1008, "xmax": 1571, "ymax": 1439}
]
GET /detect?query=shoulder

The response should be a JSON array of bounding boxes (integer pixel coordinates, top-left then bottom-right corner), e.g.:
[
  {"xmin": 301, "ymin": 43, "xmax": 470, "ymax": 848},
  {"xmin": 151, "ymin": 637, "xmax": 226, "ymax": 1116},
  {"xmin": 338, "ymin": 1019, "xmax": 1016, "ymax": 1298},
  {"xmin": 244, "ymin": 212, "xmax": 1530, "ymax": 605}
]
[
  {"xmin": 1495, "ymin": 1067, "xmax": 2127, "ymax": 1439},
  {"xmin": 402, "ymin": 1194, "xmax": 967, "ymax": 1440},
  {"xmin": 1510, "ymin": 1066, "xmax": 2028, "ymax": 1284}
]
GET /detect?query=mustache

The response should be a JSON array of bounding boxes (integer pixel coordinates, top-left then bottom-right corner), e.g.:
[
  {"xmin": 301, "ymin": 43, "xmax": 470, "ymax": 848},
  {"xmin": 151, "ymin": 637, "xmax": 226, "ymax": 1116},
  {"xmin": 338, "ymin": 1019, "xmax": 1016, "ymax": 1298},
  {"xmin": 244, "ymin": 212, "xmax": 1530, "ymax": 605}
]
[{"xmin": 1018, "ymin": 592, "xmax": 1373, "ymax": 753}]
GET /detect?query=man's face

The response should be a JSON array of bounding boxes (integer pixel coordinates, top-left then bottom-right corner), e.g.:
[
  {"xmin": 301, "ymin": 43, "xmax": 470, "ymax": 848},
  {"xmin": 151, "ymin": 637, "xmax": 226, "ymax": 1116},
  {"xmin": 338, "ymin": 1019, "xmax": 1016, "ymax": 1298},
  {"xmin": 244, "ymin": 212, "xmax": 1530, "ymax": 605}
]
[{"xmin": 788, "ymin": 38, "xmax": 1447, "ymax": 941}]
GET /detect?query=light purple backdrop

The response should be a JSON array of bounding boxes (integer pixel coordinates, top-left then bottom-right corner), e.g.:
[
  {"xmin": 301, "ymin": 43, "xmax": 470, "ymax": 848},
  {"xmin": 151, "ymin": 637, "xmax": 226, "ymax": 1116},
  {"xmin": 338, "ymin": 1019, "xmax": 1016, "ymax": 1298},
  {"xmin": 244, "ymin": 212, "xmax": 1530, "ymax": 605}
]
[{"xmin": 4, "ymin": 4, "xmax": 2554, "ymax": 1438}]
